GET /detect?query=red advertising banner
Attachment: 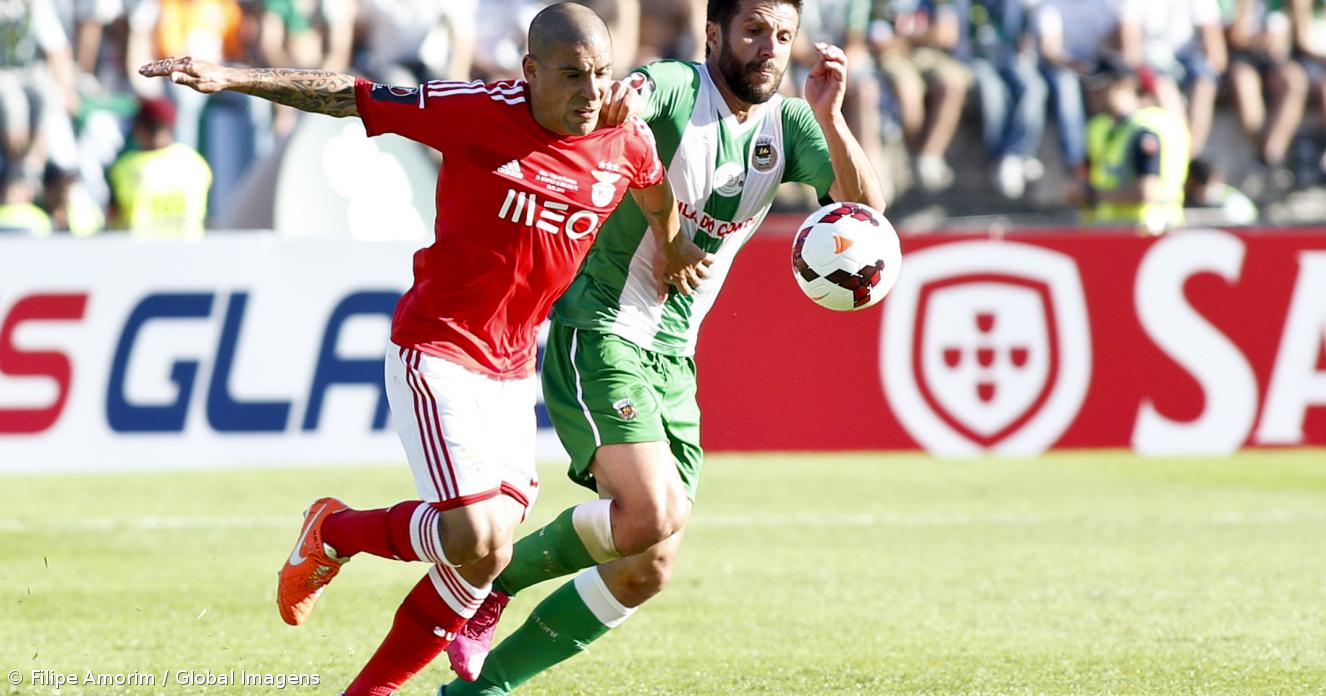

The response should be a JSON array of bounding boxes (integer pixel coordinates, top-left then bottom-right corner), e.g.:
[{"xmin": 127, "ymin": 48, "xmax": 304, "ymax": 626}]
[{"xmin": 696, "ymin": 222, "xmax": 1326, "ymax": 455}]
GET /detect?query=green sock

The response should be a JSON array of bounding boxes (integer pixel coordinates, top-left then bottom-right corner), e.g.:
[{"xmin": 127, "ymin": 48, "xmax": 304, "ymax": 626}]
[
  {"xmin": 446, "ymin": 570, "xmax": 633, "ymax": 695},
  {"xmin": 495, "ymin": 500, "xmax": 617, "ymax": 596}
]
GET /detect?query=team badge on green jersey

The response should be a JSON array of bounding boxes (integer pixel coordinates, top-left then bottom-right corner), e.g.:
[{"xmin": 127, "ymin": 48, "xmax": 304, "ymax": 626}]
[
  {"xmin": 753, "ymin": 135, "xmax": 778, "ymax": 172},
  {"xmin": 612, "ymin": 398, "xmax": 637, "ymax": 420}
]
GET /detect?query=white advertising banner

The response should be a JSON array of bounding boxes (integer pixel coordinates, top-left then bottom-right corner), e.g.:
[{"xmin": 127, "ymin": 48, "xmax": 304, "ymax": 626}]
[{"xmin": 0, "ymin": 236, "xmax": 566, "ymax": 473}]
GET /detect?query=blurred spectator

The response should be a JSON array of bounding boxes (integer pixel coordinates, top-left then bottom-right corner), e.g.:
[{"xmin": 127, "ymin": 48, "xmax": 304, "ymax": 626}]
[
  {"xmin": 0, "ymin": 0, "xmax": 81, "ymax": 186},
  {"xmin": 108, "ymin": 97, "xmax": 212, "ymax": 239},
  {"xmin": 1118, "ymin": 0, "xmax": 1226, "ymax": 156},
  {"xmin": 258, "ymin": 0, "xmax": 355, "ymax": 137},
  {"xmin": 470, "ymin": 0, "xmax": 543, "ymax": 81},
  {"xmin": 1084, "ymin": 57, "xmax": 1191, "ymax": 233},
  {"xmin": 44, "ymin": 166, "xmax": 105, "ymax": 236},
  {"xmin": 1288, "ymin": 0, "xmax": 1326, "ymax": 173},
  {"xmin": 352, "ymin": 0, "xmax": 476, "ymax": 84},
  {"xmin": 871, "ymin": 0, "xmax": 972, "ymax": 191},
  {"xmin": 49, "ymin": 0, "xmax": 130, "ymax": 81},
  {"xmin": 1033, "ymin": 0, "xmax": 1119, "ymax": 196},
  {"xmin": 1226, "ymin": 0, "xmax": 1304, "ymax": 176},
  {"xmin": 0, "ymin": 174, "xmax": 53, "ymax": 235},
  {"xmin": 966, "ymin": 0, "xmax": 1047, "ymax": 199},
  {"xmin": 637, "ymin": 0, "xmax": 705, "ymax": 63},
  {"xmin": 126, "ymin": 0, "xmax": 246, "ymax": 149},
  {"xmin": 1186, "ymin": 157, "xmax": 1259, "ymax": 223},
  {"xmin": 796, "ymin": 0, "xmax": 885, "ymax": 186},
  {"xmin": 259, "ymin": 0, "xmax": 356, "ymax": 71},
  {"xmin": 52, "ymin": 0, "xmax": 136, "ymax": 231}
]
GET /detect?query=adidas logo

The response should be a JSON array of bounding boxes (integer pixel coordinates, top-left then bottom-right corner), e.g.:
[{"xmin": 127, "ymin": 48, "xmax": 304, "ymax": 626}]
[{"xmin": 497, "ymin": 160, "xmax": 523, "ymax": 179}]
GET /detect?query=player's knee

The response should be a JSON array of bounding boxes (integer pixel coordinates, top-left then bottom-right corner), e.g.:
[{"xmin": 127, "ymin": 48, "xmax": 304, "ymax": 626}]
[
  {"xmin": 437, "ymin": 503, "xmax": 512, "ymax": 565},
  {"xmin": 438, "ymin": 527, "xmax": 485, "ymax": 565},
  {"xmin": 463, "ymin": 542, "xmax": 513, "ymax": 584},
  {"xmin": 613, "ymin": 488, "xmax": 689, "ymax": 556}
]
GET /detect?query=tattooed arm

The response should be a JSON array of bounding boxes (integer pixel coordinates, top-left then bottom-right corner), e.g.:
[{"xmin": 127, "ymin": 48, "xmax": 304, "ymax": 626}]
[
  {"xmin": 631, "ymin": 182, "xmax": 712, "ymax": 299},
  {"xmin": 138, "ymin": 57, "xmax": 359, "ymax": 118}
]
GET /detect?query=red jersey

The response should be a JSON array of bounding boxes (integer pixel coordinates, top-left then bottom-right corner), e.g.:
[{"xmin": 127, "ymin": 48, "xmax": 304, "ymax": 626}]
[{"xmin": 354, "ymin": 78, "xmax": 665, "ymax": 378}]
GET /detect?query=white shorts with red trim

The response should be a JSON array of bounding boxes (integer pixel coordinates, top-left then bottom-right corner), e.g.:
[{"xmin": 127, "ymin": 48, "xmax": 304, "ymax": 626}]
[{"xmin": 385, "ymin": 341, "xmax": 539, "ymax": 516}]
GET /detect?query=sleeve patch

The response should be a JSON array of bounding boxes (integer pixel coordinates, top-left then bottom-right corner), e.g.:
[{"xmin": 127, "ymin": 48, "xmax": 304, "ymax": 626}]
[
  {"xmin": 625, "ymin": 71, "xmax": 654, "ymax": 100},
  {"xmin": 368, "ymin": 83, "xmax": 421, "ymax": 105}
]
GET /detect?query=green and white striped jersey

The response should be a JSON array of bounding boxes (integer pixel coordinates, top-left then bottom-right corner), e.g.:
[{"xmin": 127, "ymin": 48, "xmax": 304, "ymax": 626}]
[{"xmin": 552, "ymin": 60, "xmax": 836, "ymax": 356}]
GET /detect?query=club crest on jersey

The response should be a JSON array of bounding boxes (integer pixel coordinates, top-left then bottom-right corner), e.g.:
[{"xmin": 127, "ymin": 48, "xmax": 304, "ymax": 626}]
[
  {"xmin": 714, "ymin": 162, "xmax": 745, "ymax": 197},
  {"xmin": 591, "ymin": 170, "xmax": 621, "ymax": 207},
  {"xmin": 624, "ymin": 71, "xmax": 654, "ymax": 100},
  {"xmin": 369, "ymin": 83, "xmax": 420, "ymax": 105},
  {"xmin": 612, "ymin": 398, "xmax": 637, "ymax": 421},
  {"xmin": 752, "ymin": 135, "xmax": 778, "ymax": 172}
]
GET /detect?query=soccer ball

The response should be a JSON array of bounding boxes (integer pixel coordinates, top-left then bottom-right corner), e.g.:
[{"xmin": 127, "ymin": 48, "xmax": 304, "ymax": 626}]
[{"xmin": 791, "ymin": 202, "xmax": 901, "ymax": 311}]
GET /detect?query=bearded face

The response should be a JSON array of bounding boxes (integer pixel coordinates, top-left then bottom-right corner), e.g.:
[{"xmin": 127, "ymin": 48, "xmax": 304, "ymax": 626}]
[
  {"xmin": 710, "ymin": 1, "xmax": 799, "ymax": 105},
  {"xmin": 716, "ymin": 36, "xmax": 784, "ymax": 104}
]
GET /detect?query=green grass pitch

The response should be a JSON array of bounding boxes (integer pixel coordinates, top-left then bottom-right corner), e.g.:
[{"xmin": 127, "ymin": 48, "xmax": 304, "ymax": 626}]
[{"xmin": 3, "ymin": 450, "xmax": 1325, "ymax": 695}]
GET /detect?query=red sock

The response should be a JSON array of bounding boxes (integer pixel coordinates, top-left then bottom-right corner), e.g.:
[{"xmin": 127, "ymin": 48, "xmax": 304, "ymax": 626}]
[
  {"xmin": 343, "ymin": 568, "xmax": 474, "ymax": 696},
  {"xmin": 321, "ymin": 501, "xmax": 428, "ymax": 561}
]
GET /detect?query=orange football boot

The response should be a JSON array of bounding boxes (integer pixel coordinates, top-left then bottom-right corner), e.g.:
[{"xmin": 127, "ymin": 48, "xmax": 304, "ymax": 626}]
[{"xmin": 277, "ymin": 497, "xmax": 349, "ymax": 626}]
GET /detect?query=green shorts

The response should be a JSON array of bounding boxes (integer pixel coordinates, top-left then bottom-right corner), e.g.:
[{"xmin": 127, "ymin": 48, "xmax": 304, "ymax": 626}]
[{"xmin": 541, "ymin": 320, "xmax": 703, "ymax": 500}]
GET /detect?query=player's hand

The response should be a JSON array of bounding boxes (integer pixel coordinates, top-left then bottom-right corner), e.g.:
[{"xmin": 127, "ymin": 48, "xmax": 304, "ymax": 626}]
[
  {"xmin": 803, "ymin": 42, "xmax": 848, "ymax": 123},
  {"xmin": 655, "ymin": 236, "xmax": 714, "ymax": 300},
  {"xmin": 138, "ymin": 56, "xmax": 231, "ymax": 94},
  {"xmin": 597, "ymin": 79, "xmax": 640, "ymax": 128}
]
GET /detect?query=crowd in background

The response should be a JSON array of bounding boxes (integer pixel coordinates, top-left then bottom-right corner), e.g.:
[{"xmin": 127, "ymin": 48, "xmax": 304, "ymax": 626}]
[{"xmin": 1, "ymin": 0, "xmax": 1324, "ymax": 237}]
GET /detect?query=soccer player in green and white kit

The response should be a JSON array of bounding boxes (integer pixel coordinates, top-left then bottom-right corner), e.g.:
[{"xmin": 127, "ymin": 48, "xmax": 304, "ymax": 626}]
[{"xmin": 442, "ymin": 0, "xmax": 887, "ymax": 691}]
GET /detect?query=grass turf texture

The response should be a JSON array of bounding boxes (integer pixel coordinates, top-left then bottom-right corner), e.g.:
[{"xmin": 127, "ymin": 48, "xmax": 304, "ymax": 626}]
[{"xmin": 2, "ymin": 451, "xmax": 1325, "ymax": 695}]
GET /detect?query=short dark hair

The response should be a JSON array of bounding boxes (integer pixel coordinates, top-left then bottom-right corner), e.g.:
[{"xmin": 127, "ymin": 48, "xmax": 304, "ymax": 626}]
[
  {"xmin": 706, "ymin": 0, "xmax": 803, "ymax": 56},
  {"xmin": 707, "ymin": 0, "xmax": 803, "ymax": 34}
]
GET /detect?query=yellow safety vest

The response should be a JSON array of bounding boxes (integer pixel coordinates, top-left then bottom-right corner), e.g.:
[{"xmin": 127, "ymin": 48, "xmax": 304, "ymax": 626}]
[
  {"xmin": 0, "ymin": 203, "xmax": 53, "ymax": 236},
  {"xmin": 1090, "ymin": 107, "xmax": 1190, "ymax": 233},
  {"xmin": 109, "ymin": 143, "xmax": 212, "ymax": 240}
]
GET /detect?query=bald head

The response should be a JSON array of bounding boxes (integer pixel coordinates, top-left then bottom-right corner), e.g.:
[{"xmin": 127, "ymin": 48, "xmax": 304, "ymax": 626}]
[
  {"xmin": 523, "ymin": 2, "xmax": 615, "ymax": 136},
  {"xmin": 527, "ymin": 2, "xmax": 611, "ymax": 61}
]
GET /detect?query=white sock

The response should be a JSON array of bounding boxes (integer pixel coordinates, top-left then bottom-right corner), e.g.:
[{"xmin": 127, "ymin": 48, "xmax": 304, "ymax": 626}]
[{"xmin": 573, "ymin": 567, "xmax": 636, "ymax": 628}]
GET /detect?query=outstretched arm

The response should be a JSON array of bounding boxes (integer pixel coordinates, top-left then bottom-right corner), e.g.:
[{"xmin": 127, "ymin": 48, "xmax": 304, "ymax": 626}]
[
  {"xmin": 139, "ymin": 56, "xmax": 359, "ymax": 118},
  {"xmin": 802, "ymin": 43, "xmax": 887, "ymax": 212}
]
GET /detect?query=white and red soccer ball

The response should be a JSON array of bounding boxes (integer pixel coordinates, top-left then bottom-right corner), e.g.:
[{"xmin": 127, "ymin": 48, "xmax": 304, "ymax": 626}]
[{"xmin": 791, "ymin": 202, "xmax": 902, "ymax": 311}]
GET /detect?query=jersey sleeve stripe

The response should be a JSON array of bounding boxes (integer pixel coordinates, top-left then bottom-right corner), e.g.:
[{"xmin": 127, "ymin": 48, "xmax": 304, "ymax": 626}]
[
  {"xmin": 426, "ymin": 83, "xmax": 525, "ymax": 98},
  {"xmin": 420, "ymin": 89, "xmax": 524, "ymax": 105},
  {"xmin": 425, "ymin": 79, "xmax": 482, "ymax": 90}
]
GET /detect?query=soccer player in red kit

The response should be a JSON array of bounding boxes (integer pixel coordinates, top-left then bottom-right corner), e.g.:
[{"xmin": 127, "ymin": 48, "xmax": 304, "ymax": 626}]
[{"xmin": 139, "ymin": 4, "xmax": 707, "ymax": 695}]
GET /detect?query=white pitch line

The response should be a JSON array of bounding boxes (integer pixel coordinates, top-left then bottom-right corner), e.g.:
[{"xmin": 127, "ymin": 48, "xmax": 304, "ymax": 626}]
[{"xmin": 2, "ymin": 510, "xmax": 1325, "ymax": 533}]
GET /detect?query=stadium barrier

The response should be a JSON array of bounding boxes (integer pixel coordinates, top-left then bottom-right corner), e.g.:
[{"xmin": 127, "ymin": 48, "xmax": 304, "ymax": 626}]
[{"xmin": 1, "ymin": 225, "xmax": 1322, "ymax": 472}]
